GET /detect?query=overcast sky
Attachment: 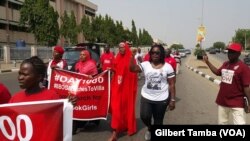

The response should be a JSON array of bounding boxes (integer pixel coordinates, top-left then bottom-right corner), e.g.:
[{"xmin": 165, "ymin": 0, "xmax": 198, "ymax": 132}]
[{"xmin": 90, "ymin": 0, "xmax": 250, "ymax": 49}]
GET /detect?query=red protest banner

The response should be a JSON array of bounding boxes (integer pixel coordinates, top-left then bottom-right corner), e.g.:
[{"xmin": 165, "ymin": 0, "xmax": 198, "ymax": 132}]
[
  {"xmin": 0, "ymin": 100, "xmax": 73, "ymax": 141},
  {"xmin": 49, "ymin": 69, "xmax": 110, "ymax": 120}
]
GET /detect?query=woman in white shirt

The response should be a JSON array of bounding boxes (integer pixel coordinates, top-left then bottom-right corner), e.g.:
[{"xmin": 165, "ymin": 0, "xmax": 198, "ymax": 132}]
[{"xmin": 130, "ymin": 44, "xmax": 176, "ymax": 141}]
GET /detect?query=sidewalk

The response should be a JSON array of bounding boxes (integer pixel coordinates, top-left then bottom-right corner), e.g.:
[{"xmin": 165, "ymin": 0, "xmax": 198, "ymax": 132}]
[
  {"xmin": 0, "ymin": 62, "xmax": 21, "ymax": 73},
  {"xmin": 185, "ymin": 53, "xmax": 222, "ymax": 85},
  {"xmin": 0, "ymin": 58, "xmax": 49, "ymax": 73}
]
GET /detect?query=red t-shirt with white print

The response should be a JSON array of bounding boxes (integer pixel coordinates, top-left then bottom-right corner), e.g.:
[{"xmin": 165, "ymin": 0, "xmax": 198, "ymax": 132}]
[{"xmin": 216, "ymin": 60, "xmax": 250, "ymax": 108}]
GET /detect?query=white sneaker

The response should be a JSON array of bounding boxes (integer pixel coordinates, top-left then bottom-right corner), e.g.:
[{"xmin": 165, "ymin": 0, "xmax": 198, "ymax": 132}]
[{"xmin": 144, "ymin": 130, "xmax": 151, "ymax": 141}]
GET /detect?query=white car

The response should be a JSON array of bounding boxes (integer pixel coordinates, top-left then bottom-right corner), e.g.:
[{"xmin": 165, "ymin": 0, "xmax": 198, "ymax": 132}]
[
  {"xmin": 178, "ymin": 49, "xmax": 187, "ymax": 58},
  {"xmin": 179, "ymin": 52, "xmax": 186, "ymax": 58}
]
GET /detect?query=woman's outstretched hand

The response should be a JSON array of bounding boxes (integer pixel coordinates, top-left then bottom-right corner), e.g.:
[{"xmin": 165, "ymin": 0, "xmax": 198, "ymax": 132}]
[{"xmin": 67, "ymin": 92, "xmax": 77, "ymax": 106}]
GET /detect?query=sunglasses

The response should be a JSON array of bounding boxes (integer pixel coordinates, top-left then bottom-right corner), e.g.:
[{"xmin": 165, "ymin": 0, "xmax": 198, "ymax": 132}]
[{"xmin": 150, "ymin": 51, "xmax": 161, "ymax": 55}]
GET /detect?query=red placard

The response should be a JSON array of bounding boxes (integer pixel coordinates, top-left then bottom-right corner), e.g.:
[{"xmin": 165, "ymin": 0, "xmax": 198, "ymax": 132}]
[
  {"xmin": 0, "ymin": 100, "xmax": 72, "ymax": 141},
  {"xmin": 49, "ymin": 69, "xmax": 110, "ymax": 120}
]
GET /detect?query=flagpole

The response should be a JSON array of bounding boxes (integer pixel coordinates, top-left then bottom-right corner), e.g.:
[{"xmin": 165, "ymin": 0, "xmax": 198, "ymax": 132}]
[{"xmin": 200, "ymin": 0, "xmax": 204, "ymax": 49}]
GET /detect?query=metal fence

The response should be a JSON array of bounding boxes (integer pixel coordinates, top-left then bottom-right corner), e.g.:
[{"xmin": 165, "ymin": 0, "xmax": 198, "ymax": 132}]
[
  {"xmin": 0, "ymin": 47, "xmax": 3, "ymax": 61},
  {"xmin": 37, "ymin": 47, "xmax": 52, "ymax": 59},
  {"xmin": 8, "ymin": 46, "xmax": 52, "ymax": 62},
  {"xmin": 10, "ymin": 47, "xmax": 31, "ymax": 61}
]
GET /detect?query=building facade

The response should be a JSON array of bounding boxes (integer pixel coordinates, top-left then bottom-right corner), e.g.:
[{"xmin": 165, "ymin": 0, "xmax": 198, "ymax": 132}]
[{"xmin": 0, "ymin": 0, "xmax": 97, "ymax": 46}]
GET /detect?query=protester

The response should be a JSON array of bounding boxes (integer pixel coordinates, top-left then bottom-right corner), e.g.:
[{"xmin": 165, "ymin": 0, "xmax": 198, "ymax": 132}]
[
  {"xmin": 173, "ymin": 50, "xmax": 181, "ymax": 74},
  {"xmin": 134, "ymin": 47, "xmax": 144, "ymax": 79},
  {"xmin": 9, "ymin": 56, "xmax": 76, "ymax": 104},
  {"xmin": 0, "ymin": 83, "xmax": 11, "ymax": 104},
  {"xmin": 108, "ymin": 42, "xmax": 138, "ymax": 141},
  {"xmin": 70, "ymin": 49, "xmax": 99, "ymax": 134},
  {"xmin": 135, "ymin": 47, "xmax": 144, "ymax": 64},
  {"xmin": 165, "ymin": 48, "xmax": 177, "ymax": 73},
  {"xmin": 203, "ymin": 43, "xmax": 250, "ymax": 124},
  {"xmin": 131, "ymin": 47, "xmax": 137, "ymax": 56},
  {"xmin": 70, "ymin": 50, "xmax": 98, "ymax": 76},
  {"xmin": 130, "ymin": 44, "xmax": 176, "ymax": 141},
  {"xmin": 45, "ymin": 45, "xmax": 68, "ymax": 87},
  {"xmin": 143, "ymin": 52, "xmax": 150, "ymax": 62},
  {"xmin": 164, "ymin": 48, "xmax": 177, "ymax": 111},
  {"xmin": 100, "ymin": 45, "xmax": 115, "ymax": 71}
]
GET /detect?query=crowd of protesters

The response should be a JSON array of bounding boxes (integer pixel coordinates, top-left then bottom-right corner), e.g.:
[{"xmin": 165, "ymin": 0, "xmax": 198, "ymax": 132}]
[{"xmin": 1, "ymin": 41, "xmax": 250, "ymax": 141}]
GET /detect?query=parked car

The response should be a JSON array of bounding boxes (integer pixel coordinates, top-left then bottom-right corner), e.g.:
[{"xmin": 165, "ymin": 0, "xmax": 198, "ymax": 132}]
[
  {"xmin": 222, "ymin": 49, "xmax": 228, "ymax": 54},
  {"xmin": 215, "ymin": 48, "xmax": 220, "ymax": 53},
  {"xmin": 184, "ymin": 49, "xmax": 192, "ymax": 54},
  {"xmin": 63, "ymin": 43, "xmax": 106, "ymax": 72},
  {"xmin": 178, "ymin": 49, "xmax": 187, "ymax": 58},
  {"xmin": 209, "ymin": 48, "xmax": 216, "ymax": 54},
  {"xmin": 244, "ymin": 53, "xmax": 250, "ymax": 66}
]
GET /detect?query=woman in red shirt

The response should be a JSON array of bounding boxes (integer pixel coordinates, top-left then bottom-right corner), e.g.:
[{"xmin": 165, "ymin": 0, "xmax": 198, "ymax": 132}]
[
  {"xmin": 9, "ymin": 56, "xmax": 76, "ymax": 104},
  {"xmin": 0, "ymin": 83, "xmax": 11, "ymax": 104}
]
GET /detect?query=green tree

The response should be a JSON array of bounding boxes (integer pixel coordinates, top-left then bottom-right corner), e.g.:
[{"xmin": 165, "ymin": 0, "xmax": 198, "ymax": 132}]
[
  {"xmin": 170, "ymin": 44, "xmax": 184, "ymax": 50},
  {"xmin": 68, "ymin": 11, "xmax": 78, "ymax": 45},
  {"xmin": 114, "ymin": 21, "xmax": 125, "ymax": 45},
  {"xmin": 233, "ymin": 29, "xmax": 250, "ymax": 50},
  {"xmin": 138, "ymin": 29, "xmax": 142, "ymax": 46},
  {"xmin": 80, "ymin": 16, "xmax": 93, "ymax": 42},
  {"xmin": 131, "ymin": 20, "xmax": 138, "ymax": 46},
  {"xmin": 20, "ymin": 0, "xmax": 59, "ymax": 46},
  {"xmin": 77, "ymin": 13, "xmax": 154, "ymax": 46},
  {"xmin": 91, "ymin": 15, "xmax": 103, "ymax": 42},
  {"xmin": 102, "ymin": 15, "xmax": 116, "ymax": 45},
  {"xmin": 60, "ymin": 11, "xmax": 70, "ymax": 44},
  {"xmin": 213, "ymin": 42, "xmax": 225, "ymax": 50},
  {"xmin": 194, "ymin": 43, "xmax": 205, "ymax": 59},
  {"xmin": 196, "ymin": 43, "xmax": 200, "ymax": 48},
  {"xmin": 140, "ymin": 29, "xmax": 153, "ymax": 46},
  {"xmin": 60, "ymin": 11, "xmax": 78, "ymax": 45}
]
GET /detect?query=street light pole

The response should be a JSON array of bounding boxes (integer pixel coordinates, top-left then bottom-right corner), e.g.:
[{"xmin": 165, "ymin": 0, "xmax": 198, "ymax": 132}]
[
  {"xmin": 201, "ymin": 0, "xmax": 204, "ymax": 25},
  {"xmin": 200, "ymin": 0, "xmax": 204, "ymax": 49}
]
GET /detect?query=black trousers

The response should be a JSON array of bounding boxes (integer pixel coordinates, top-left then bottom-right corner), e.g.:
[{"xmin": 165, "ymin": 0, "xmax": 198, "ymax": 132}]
[{"xmin": 140, "ymin": 96, "xmax": 168, "ymax": 131}]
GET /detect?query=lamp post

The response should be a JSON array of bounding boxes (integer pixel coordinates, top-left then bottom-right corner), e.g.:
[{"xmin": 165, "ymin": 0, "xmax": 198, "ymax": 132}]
[
  {"xmin": 201, "ymin": 0, "xmax": 204, "ymax": 25},
  {"xmin": 200, "ymin": 0, "xmax": 204, "ymax": 49}
]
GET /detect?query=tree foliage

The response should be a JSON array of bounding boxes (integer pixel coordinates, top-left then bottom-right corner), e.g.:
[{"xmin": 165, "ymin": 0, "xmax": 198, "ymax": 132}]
[
  {"xmin": 80, "ymin": 16, "xmax": 92, "ymax": 42},
  {"xmin": 60, "ymin": 11, "xmax": 78, "ymax": 45},
  {"xmin": 170, "ymin": 44, "xmax": 184, "ymax": 50},
  {"xmin": 68, "ymin": 11, "xmax": 78, "ymax": 45},
  {"xmin": 213, "ymin": 42, "xmax": 225, "ymax": 50},
  {"xmin": 20, "ymin": 0, "xmax": 59, "ymax": 46},
  {"xmin": 20, "ymin": 1, "xmax": 154, "ymax": 47},
  {"xmin": 78, "ymin": 14, "xmax": 153, "ymax": 47},
  {"xmin": 232, "ymin": 29, "xmax": 250, "ymax": 50},
  {"xmin": 131, "ymin": 20, "xmax": 138, "ymax": 46}
]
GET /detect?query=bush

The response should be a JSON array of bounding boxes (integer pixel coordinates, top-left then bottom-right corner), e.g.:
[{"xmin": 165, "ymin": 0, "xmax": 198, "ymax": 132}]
[{"xmin": 194, "ymin": 48, "xmax": 205, "ymax": 60}]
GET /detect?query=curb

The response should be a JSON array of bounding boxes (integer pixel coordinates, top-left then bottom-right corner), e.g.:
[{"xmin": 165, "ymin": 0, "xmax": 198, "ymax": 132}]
[
  {"xmin": 185, "ymin": 64, "xmax": 221, "ymax": 85},
  {"xmin": 0, "ymin": 68, "xmax": 19, "ymax": 74}
]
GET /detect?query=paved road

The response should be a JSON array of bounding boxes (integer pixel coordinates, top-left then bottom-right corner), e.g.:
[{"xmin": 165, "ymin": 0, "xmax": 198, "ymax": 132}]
[
  {"xmin": 1, "ymin": 54, "xmax": 249, "ymax": 141},
  {"xmin": 72, "ymin": 56, "xmax": 222, "ymax": 141}
]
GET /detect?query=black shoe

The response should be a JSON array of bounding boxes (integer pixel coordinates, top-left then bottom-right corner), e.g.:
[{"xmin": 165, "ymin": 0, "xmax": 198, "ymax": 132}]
[
  {"xmin": 72, "ymin": 122, "xmax": 77, "ymax": 135},
  {"xmin": 90, "ymin": 120, "xmax": 100, "ymax": 126}
]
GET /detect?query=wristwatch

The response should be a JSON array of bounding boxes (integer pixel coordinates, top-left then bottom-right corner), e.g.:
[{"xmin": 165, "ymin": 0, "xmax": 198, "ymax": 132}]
[{"xmin": 170, "ymin": 99, "xmax": 176, "ymax": 102}]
